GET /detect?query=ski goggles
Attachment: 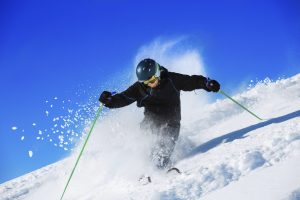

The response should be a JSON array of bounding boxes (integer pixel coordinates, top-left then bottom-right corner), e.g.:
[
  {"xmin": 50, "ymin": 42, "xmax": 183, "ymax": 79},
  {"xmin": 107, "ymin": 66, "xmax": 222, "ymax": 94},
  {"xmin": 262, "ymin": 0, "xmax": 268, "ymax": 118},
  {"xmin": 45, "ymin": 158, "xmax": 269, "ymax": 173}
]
[{"xmin": 143, "ymin": 76, "xmax": 158, "ymax": 85}]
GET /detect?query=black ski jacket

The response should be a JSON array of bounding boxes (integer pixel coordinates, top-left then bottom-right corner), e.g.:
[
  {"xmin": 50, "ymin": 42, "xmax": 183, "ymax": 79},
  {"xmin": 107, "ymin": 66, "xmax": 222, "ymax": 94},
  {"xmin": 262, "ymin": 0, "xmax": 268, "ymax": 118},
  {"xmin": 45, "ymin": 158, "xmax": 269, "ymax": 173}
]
[{"xmin": 104, "ymin": 67, "xmax": 209, "ymax": 125}]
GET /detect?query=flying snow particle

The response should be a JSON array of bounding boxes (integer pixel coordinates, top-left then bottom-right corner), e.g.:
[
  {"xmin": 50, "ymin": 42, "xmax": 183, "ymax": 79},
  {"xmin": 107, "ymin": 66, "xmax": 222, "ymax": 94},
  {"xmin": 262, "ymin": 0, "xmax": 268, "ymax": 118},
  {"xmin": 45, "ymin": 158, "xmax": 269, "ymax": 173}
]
[
  {"xmin": 32, "ymin": 123, "xmax": 36, "ymax": 126},
  {"xmin": 58, "ymin": 135, "xmax": 64, "ymax": 143},
  {"xmin": 21, "ymin": 136, "xmax": 25, "ymax": 140},
  {"xmin": 28, "ymin": 151, "xmax": 33, "ymax": 158},
  {"xmin": 11, "ymin": 127, "xmax": 18, "ymax": 131},
  {"xmin": 54, "ymin": 97, "xmax": 58, "ymax": 100},
  {"xmin": 45, "ymin": 111, "xmax": 49, "ymax": 116}
]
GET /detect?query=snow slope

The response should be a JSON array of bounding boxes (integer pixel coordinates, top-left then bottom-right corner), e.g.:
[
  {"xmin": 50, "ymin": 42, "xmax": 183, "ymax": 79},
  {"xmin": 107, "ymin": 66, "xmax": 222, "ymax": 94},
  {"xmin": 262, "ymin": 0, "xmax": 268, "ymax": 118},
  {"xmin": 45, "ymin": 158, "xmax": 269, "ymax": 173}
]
[{"xmin": 1, "ymin": 73, "xmax": 300, "ymax": 200}]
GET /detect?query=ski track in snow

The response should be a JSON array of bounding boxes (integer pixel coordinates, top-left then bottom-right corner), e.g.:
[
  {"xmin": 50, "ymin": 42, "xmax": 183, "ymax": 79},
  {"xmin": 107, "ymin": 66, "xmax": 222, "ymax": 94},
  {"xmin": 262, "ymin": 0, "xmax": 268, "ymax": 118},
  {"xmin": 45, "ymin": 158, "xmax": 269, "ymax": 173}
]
[{"xmin": 1, "ymin": 73, "xmax": 300, "ymax": 200}]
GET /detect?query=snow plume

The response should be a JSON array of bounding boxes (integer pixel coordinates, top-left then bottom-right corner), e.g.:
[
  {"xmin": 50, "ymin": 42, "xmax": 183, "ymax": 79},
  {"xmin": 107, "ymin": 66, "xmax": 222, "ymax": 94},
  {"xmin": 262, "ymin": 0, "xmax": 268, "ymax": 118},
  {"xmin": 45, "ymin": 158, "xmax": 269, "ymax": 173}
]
[
  {"xmin": 134, "ymin": 37, "xmax": 206, "ymax": 77},
  {"xmin": 58, "ymin": 106, "xmax": 158, "ymax": 199}
]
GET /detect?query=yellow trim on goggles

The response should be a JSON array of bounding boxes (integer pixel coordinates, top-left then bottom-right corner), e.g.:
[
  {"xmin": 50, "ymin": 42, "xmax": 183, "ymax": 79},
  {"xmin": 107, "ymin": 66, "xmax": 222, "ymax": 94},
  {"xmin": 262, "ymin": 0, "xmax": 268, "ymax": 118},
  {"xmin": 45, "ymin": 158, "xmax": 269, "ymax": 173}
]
[{"xmin": 143, "ymin": 76, "xmax": 158, "ymax": 85}]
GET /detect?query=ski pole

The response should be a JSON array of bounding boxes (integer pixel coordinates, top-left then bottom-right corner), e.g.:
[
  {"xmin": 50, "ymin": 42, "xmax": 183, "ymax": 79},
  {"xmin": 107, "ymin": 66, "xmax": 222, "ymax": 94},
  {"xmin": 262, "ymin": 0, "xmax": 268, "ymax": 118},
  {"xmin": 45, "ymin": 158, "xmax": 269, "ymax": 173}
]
[
  {"xmin": 60, "ymin": 103, "xmax": 104, "ymax": 200},
  {"xmin": 219, "ymin": 89, "xmax": 263, "ymax": 121}
]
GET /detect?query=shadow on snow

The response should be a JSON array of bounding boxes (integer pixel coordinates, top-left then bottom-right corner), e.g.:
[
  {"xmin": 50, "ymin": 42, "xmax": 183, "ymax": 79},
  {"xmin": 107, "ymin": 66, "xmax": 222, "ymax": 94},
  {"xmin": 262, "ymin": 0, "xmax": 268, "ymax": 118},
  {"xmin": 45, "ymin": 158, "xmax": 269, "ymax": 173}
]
[{"xmin": 185, "ymin": 110, "xmax": 300, "ymax": 159}]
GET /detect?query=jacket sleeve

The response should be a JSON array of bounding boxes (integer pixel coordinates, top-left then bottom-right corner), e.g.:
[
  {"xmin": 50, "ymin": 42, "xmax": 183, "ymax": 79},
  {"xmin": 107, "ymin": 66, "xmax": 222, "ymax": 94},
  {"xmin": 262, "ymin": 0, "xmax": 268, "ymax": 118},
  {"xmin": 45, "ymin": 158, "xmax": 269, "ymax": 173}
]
[
  {"xmin": 168, "ymin": 72, "xmax": 209, "ymax": 91},
  {"xmin": 104, "ymin": 82, "xmax": 140, "ymax": 108}
]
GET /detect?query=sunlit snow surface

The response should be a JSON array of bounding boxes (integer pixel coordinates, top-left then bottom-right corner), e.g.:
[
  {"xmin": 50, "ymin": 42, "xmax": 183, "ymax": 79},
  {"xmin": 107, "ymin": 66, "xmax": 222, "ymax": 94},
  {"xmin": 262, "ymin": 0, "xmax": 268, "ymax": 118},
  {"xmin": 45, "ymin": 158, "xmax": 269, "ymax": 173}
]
[{"xmin": 1, "ymin": 73, "xmax": 300, "ymax": 200}]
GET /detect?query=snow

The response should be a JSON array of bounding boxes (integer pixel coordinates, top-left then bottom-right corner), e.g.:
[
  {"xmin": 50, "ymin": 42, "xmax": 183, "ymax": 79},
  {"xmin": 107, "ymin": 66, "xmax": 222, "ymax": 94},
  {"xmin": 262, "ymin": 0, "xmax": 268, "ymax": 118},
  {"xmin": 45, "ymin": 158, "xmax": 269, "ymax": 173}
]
[
  {"xmin": 28, "ymin": 151, "xmax": 33, "ymax": 158},
  {"xmin": 201, "ymin": 156, "xmax": 300, "ymax": 200},
  {"xmin": 11, "ymin": 127, "xmax": 18, "ymax": 131},
  {"xmin": 0, "ymin": 73, "xmax": 300, "ymax": 200}
]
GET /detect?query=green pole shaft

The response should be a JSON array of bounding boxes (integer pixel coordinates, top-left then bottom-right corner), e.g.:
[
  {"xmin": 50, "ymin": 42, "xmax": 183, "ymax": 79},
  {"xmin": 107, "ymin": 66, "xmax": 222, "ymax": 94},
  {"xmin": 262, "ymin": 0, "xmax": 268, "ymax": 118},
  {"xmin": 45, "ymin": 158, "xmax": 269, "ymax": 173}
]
[
  {"xmin": 219, "ymin": 90, "xmax": 263, "ymax": 121},
  {"xmin": 60, "ymin": 104, "xmax": 104, "ymax": 200}
]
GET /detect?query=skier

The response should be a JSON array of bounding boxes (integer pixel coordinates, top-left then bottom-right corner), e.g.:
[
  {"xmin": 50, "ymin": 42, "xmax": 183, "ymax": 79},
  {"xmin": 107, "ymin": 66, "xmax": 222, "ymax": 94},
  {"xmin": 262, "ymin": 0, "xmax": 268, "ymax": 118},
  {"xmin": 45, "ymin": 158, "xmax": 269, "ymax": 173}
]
[{"xmin": 99, "ymin": 58, "xmax": 220, "ymax": 170}]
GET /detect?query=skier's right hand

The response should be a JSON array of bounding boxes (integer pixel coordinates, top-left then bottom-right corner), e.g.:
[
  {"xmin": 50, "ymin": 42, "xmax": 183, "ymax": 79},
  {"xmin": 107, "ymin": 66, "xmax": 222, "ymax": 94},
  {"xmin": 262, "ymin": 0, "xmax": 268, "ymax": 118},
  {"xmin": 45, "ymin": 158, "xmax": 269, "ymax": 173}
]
[{"xmin": 99, "ymin": 91, "xmax": 112, "ymax": 104}]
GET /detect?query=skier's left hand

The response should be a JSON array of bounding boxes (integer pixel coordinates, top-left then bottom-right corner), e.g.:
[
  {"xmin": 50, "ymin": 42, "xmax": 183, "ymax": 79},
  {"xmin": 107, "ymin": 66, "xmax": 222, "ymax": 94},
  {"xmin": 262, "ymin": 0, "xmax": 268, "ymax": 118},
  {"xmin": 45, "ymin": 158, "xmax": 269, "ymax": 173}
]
[{"xmin": 206, "ymin": 78, "xmax": 220, "ymax": 92}]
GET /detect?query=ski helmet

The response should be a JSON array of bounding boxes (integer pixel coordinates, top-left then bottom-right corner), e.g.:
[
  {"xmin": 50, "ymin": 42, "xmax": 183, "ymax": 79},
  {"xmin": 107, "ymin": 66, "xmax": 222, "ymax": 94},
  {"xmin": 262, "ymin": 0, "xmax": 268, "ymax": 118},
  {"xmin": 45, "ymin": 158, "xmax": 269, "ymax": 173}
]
[{"xmin": 136, "ymin": 58, "xmax": 160, "ymax": 82}]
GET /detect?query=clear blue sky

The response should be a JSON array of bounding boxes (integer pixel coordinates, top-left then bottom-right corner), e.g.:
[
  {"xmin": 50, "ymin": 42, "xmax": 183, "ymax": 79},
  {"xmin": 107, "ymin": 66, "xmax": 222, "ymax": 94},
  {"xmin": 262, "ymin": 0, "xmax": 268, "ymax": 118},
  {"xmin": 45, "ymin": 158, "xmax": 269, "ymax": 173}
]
[{"xmin": 0, "ymin": 0, "xmax": 299, "ymax": 183}]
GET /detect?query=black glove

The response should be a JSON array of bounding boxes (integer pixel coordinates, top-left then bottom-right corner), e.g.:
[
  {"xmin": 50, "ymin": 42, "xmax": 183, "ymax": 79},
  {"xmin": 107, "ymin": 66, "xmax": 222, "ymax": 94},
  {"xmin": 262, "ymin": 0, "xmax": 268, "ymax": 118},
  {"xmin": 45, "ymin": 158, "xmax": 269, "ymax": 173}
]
[
  {"xmin": 99, "ymin": 91, "xmax": 112, "ymax": 104},
  {"xmin": 206, "ymin": 78, "xmax": 220, "ymax": 92}
]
